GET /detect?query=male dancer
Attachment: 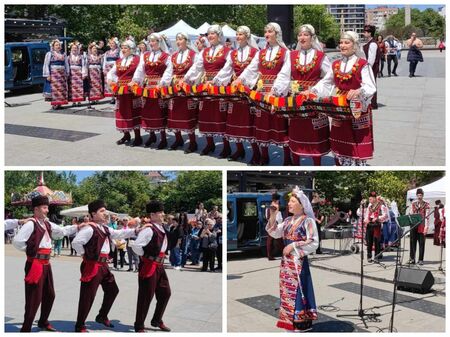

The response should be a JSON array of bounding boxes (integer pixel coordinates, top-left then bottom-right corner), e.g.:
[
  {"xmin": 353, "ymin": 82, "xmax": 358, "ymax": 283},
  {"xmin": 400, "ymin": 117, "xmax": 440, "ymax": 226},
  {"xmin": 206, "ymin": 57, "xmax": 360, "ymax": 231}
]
[
  {"xmin": 408, "ymin": 189, "xmax": 430, "ymax": 265},
  {"xmin": 364, "ymin": 192, "xmax": 388, "ymax": 262},
  {"xmin": 132, "ymin": 200, "xmax": 171, "ymax": 332},
  {"xmin": 12, "ymin": 196, "xmax": 81, "ymax": 332},
  {"xmin": 363, "ymin": 25, "xmax": 381, "ymax": 109},
  {"xmin": 72, "ymin": 199, "xmax": 141, "ymax": 332}
]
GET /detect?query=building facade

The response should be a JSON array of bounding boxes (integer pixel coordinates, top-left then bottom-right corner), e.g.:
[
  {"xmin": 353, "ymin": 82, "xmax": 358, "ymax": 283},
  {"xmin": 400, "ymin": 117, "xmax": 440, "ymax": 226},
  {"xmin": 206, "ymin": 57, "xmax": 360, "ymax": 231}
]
[
  {"xmin": 327, "ymin": 4, "xmax": 366, "ymax": 37},
  {"xmin": 365, "ymin": 6, "xmax": 399, "ymax": 31}
]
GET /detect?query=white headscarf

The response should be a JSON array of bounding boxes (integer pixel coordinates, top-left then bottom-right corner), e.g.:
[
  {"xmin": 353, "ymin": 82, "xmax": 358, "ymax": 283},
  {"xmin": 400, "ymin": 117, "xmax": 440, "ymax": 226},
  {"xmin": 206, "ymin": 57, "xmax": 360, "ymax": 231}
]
[
  {"xmin": 341, "ymin": 30, "xmax": 366, "ymax": 59},
  {"xmin": 236, "ymin": 25, "xmax": 259, "ymax": 50},
  {"xmin": 148, "ymin": 33, "xmax": 169, "ymax": 53},
  {"xmin": 176, "ymin": 32, "xmax": 197, "ymax": 52},
  {"xmin": 265, "ymin": 22, "xmax": 287, "ymax": 49},
  {"xmin": 207, "ymin": 24, "xmax": 224, "ymax": 45},
  {"xmin": 121, "ymin": 39, "xmax": 136, "ymax": 54},
  {"xmin": 292, "ymin": 186, "xmax": 315, "ymax": 220},
  {"xmin": 296, "ymin": 24, "xmax": 323, "ymax": 52},
  {"xmin": 109, "ymin": 37, "xmax": 120, "ymax": 49}
]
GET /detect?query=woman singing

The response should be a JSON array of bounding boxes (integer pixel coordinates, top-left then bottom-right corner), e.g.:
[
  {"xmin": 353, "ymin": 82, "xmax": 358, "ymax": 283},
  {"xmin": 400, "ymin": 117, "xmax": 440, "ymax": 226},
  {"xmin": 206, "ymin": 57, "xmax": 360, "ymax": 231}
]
[
  {"xmin": 43, "ymin": 39, "xmax": 69, "ymax": 109},
  {"xmin": 266, "ymin": 187, "xmax": 319, "ymax": 331}
]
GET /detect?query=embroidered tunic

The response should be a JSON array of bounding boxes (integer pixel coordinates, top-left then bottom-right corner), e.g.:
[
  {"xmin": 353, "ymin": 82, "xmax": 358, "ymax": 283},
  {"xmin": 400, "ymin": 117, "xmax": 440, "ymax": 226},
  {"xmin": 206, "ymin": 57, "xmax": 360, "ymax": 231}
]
[{"xmin": 43, "ymin": 51, "xmax": 69, "ymax": 106}]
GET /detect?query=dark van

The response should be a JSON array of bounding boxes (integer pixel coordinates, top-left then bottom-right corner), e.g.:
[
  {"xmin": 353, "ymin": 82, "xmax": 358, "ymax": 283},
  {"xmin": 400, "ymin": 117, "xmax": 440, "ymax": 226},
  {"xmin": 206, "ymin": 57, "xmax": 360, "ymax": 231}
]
[
  {"xmin": 227, "ymin": 192, "xmax": 289, "ymax": 255},
  {"xmin": 5, "ymin": 42, "xmax": 50, "ymax": 91}
]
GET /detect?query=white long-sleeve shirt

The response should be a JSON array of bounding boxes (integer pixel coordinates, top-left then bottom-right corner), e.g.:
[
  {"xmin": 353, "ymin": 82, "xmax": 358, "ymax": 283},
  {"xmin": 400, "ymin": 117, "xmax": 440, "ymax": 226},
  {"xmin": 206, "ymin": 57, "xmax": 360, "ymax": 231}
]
[
  {"xmin": 131, "ymin": 223, "xmax": 168, "ymax": 256},
  {"xmin": 132, "ymin": 50, "xmax": 173, "ymax": 87},
  {"xmin": 184, "ymin": 44, "xmax": 229, "ymax": 84},
  {"xmin": 363, "ymin": 41, "xmax": 379, "ymax": 67},
  {"xmin": 12, "ymin": 219, "xmax": 78, "ymax": 251},
  {"xmin": 5, "ymin": 219, "xmax": 20, "ymax": 231},
  {"xmin": 71, "ymin": 224, "xmax": 136, "ymax": 256},
  {"xmin": 312, "ymin": 54, "xmax": 376, "ymax": 112},
  {"xmin": 238, "ymin": 45, "xmax": 291, "ymax": 96},
  {"xmin": 213, "ymin": 44, "xmax": 254, "ymax": 86},
  {"xmin": 267, "ymin": 216, "xmax": 319, "ymax": 257}
]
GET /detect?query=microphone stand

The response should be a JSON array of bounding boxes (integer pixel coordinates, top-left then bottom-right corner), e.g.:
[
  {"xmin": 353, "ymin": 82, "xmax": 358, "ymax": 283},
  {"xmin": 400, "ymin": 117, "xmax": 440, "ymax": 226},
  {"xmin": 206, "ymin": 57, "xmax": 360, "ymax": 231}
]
[
  {"xmin": 388, "ymin": 209, "xmax": 434, "ymax": 333},
  {"xmin": 337, "ymin": 202, "xmax": 380, "ymax": 328}
]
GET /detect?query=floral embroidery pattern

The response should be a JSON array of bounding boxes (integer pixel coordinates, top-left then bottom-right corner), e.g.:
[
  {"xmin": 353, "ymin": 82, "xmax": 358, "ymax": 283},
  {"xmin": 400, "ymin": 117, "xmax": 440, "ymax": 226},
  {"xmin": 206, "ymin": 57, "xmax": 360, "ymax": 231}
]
[
  {"xmin": 294, "ymin": 52, "xmax": 318, "ymax": 75},
  {"xmin": 260, "ymin": 48, "xmax": 282, "ymax": 69},
  {"xmin": 334, "ymin": 59, "xmax": 360, "ymax": 83},
  {"xmin": 204, "ymin": 47, "xmax": 225, "ymax": 63}
]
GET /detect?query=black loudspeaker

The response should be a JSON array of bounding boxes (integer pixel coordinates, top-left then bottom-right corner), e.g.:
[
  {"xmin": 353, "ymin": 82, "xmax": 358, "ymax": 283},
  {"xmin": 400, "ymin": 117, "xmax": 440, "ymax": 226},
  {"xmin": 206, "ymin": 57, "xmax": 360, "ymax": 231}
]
[
  {"xmin": 397, "ymin": 267, "xmax": 434, "ymax": 293},
  {"xmin": 267, "ymin": 5, "xmax": 294, "ymax": 46}
]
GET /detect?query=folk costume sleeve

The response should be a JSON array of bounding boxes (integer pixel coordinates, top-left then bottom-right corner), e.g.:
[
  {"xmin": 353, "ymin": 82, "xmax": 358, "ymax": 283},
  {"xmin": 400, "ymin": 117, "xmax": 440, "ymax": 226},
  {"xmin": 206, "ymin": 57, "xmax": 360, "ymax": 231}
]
[
  {"xmin": 213, "ymin": 53, "xmax": 234, "ymax": 86},
  {"xmin": 272, "ymin": 51, "xmax": 291, "ymax": 96},
  {"xmin": 64, "ymin": 54, "xmax": 70, "ymax": 76},
  {"xmin": 131, "ymin": 54, "xmax": 146, "ymax": 86},
  {"xmin": 367, "ymin": 42, "xmax": 378, "ymax": 67},
  {"xmin": 238, "ymin": 51, "xmax": 260, "ymax": 88},
  {"xmin": 106, "ymin": 62, "xmax": 118, "ymax": 83},
  {"xmin": 358, "ymin": 63, "xmax": 377, "ymax": 111},
  {"xmin": 131, "ymin": 227, "xmax": 154, "ymax": 256},
  {"xmin": 266, "ymin": 217, "xmax": 285, "ymax": 239},
  {"xmin": 43, "ymin": 52, "xmax": 51, "ymax": 78},
  {"xmin": 292, "ymin": 218, "xmax": 319, "ymax": 257},
  {"xmin": 50, "ymin": 223, "xmax": 78, "ymax": 240},
  {"xmin": 109, "ymin": 228, "xmax": 137, "ymax": 240},
  {"xmin": 12, "ymin": 220, "xmax": 35, "ymax": 251},
  {"xmin": 184, "ymin": 52, "xmax": 204, "ymax": 85},
  {"xmin": 160, "ymin": 55, "xmax": 173, "ymax": 87},
  {"xmin": 310, "ymin": 66, "xmax": 335, "ymax": 97},
  {"xmin": 71, "ymin": 226, "xmax": 94, "ymax": 256}
]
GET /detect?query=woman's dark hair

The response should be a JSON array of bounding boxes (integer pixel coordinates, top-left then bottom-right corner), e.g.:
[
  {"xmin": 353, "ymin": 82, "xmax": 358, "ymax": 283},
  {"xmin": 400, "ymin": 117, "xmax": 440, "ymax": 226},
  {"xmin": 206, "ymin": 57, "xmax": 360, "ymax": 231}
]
[{"xmin": 178, "ymin": 212, "xmax": 190, "ymax": 231}]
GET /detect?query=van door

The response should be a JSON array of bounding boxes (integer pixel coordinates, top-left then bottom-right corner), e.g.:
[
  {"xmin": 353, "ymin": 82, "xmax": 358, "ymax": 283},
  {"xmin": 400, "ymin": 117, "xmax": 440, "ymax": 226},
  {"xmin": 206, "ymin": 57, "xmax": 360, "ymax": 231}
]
[
  {"xmin": 4, "ymin": 49, "xmax": 13, "ymax": 90},
  {"xmin": 30, "ymin": 46, "xmax": 49, "ymax": 86},
  {"xmin": 226, "ymin": 196, "xmax": 237, "ymax": 251},
  {"xmin": 257, "ymin": 195, "xmax": 273, "ymax": 248},
  {"xmin": 11, "ymin": 46, "xmax": 31, "ymax": 86}
]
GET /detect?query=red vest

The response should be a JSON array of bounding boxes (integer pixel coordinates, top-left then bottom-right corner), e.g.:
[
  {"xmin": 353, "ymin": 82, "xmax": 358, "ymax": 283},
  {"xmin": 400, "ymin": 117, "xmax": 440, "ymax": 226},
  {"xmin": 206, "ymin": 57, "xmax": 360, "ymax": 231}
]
[
  {"xmin": 203, "ymin": 46, "xmax": 231, "ymax": 73},
  {"xmin": 171, "ymin": 49, "xmax": 196, "ymax": 76},
  {"xmin": 116, "ymin": 55, "xmax": 140, "ymax": 86},
  {"xmin": 142, "ymin": 224, "xmax": 166, "ymax": 258},
  {"xmin": 143, "ymin": 51, "xmax": 169, "ymax": 76},
  {"xmin": 332, "ymin": 58, "xmax": 367, "ymax": 91},
  {"xmin": 231, "ymin": 47, "xmax": 258, "ymax": 77},
  {"xmin": 258, "ymin": 47, "xmax": 287, "ymax": 76},
  {"xmin": 25, "ymin": 219, "xmax": 52, "ymax": 258},
  {"xmin": 362, "ymin": 39, "xmax": 380, "ymax": 74},
  {"xmin": 83, "ymin": 224, "xmax": 111, "ymax": 261},
  {"xmin": 290, "ymin": 49, "xmax": 325, "ymax": 82}
]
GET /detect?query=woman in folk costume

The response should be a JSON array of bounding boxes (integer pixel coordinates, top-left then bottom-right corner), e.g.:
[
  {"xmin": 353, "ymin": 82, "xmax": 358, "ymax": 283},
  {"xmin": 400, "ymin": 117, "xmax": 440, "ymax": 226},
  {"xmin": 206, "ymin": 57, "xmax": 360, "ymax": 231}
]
[
  {"xmin": 67, "ymin": 40, "xmax": 86, "ymax": 106},
  {"xmin": 103, "ymin": 37, "xmax": 120, "ymax": 103},
  {"xmin": 167, "ymin": 32, "xmax": 198, "ymax": 153},
  {"xmin": 137, "ymin": 39, "xmax": 149, "ymax": 56},
  {"xmin": 266, "ymin": 187, "xmax": 319, "ymax": 331},
  {"xmin": 43, "ymin": 39, "xmax": 69, "ymax": 109},
  {"xmin": 233, "ymin": 22, "xmax": 291, "ymax": 165},
  {"xmin": 182, "ymin": 25, "xmax": 232, "ymax": 157},
  {"xmin": 106, "ymin": 40, "xmax": 142, "ymax": 146},
  {"xmin": 290, "ymin": 25, "xmax": 331, "ymax": 166},
  {"xmin": 306, "ymin": 31, "xmax": 376, "ymax": 166},
  {"xmin": 131, "ymin": 33, "xmax": 172, "ymax": 149},
  {"xmin": 213, "ymin": 26, "xmax": 259, "ymax": 162},
  {"xmin": 84, "ymin": 42, "xmax": 104, "ymax": 106}
]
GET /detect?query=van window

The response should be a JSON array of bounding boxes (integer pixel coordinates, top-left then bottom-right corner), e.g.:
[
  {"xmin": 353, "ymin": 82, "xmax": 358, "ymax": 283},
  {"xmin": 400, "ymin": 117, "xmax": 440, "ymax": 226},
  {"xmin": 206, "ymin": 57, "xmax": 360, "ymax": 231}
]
[
  {"xmin": 241, "ymin": 201, "xmax": 257, "ymax": 217},
  {"xmin": 32, "ymin": 48, "xmax": 47, "ymax": 64},
  {"xmin": 12, "ymin": 49, "xmax": 23, "ymax": 62}
]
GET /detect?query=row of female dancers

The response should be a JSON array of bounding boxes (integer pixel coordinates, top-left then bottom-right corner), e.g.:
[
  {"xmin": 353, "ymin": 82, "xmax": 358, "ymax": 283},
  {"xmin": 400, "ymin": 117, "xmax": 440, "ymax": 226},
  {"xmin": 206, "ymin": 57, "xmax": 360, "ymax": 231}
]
[{"xmin": 45, "ymin": 23, "xmax": 377, "ymax": 166}]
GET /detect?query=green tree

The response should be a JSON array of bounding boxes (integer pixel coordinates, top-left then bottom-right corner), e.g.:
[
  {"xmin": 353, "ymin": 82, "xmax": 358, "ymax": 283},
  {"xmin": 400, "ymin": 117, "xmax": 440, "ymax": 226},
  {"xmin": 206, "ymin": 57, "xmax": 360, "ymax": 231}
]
[{"xmin": 294, "ymin": 5, "xmax": 340, "ymax": 47}]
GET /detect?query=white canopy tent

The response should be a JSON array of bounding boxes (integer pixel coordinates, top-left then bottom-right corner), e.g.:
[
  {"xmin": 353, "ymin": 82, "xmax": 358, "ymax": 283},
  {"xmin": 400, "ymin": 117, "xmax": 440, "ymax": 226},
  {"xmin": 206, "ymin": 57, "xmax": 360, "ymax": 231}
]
[
  {"xmin": 157, "ymin": 19, "xmax": 199, "ymax": 49},
  {"xmin": 406, "ymin": 175, "xmax": 446, "ymax": 233},
  {"xmin": 196, "ymin": 22, "xmax": 210, "ymax": 35},
  {"xmin": 60, "ymin": 205, "xmax": 128, "ymax": 219}
]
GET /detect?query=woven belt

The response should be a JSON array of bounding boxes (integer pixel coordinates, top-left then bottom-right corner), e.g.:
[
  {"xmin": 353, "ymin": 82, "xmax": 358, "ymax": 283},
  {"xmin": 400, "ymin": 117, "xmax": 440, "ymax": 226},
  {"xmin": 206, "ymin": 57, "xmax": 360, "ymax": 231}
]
[
  {"xmin": 35, "ymin": 253, "xmax": 50, "ymax": 260},
  {"xmin": 145, "ymin": 255, "xmax": 165, "ymax": 264},
  {"xmin": 97, "ymin": 256, "xmax": 108, "ymax": 263}
]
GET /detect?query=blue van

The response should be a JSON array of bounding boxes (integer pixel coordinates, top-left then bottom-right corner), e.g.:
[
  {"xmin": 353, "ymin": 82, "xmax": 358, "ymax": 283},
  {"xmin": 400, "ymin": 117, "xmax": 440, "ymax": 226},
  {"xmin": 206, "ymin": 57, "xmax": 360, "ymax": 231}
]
[
  {"xmin": 227, "ymin": 192, "xmax": 289, "ymax": 254},
  {"xmin": 5, "ymin": 42, "xmax": 50, "ymax": 91}
]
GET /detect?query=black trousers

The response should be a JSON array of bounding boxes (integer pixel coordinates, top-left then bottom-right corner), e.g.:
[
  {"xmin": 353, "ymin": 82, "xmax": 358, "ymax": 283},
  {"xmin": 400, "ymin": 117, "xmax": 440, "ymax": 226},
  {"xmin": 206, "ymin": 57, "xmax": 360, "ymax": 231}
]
[
  {"xmin": 202, "ymin": 248, "xmax": 215, "ymax": 271},
  {"xmin": 379, "ymin": 58, "xmax": 385, "ymax": 75},
  {"xmin": 387, "ymin": 54, "xmax": 398, "ymax": 75},
  {"xmin": 216, "ymin": 243, "xmax": 222, "ymax": 269},
  {"xmin": 21, "ymin": 263, "xmax": 55, "ymax": 332},
  {"xmin": 409, "ymin": 226, "xmax": 425, "ymax": 262},
  {"xmin": 366, "ymin": 224, "xmax": 381, "ymax": 259},
  {"xmin": 409, "ymin": 61, "xmax": 419, "ymax": 75},
  {"xmin": 113, "ymin": 248, "xmax": 126, "ymax": 269}
]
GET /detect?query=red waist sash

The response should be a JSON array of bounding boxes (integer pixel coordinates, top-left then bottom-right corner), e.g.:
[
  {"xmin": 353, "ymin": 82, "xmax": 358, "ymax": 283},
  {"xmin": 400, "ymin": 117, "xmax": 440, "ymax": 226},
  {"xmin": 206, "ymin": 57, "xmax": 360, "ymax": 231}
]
[
  {"xmin": 139, "ymin": 252, "xmax": 165, "ymax": 279},
  {"xmin": 80, "ymin": 253, "xmax": 109, "ymax": 283},
  {"xmin": 25, "ymin": 248, "xmax": 51, "ymax": 285}
]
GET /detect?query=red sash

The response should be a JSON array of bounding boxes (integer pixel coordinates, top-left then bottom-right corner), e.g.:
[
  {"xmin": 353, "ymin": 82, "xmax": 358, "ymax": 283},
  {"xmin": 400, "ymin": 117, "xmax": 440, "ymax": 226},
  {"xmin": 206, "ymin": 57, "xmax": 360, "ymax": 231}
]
[
  {"xmin": 80, "ymin": 253, "xmax": 109, "ymax": 282},
  {"xmin": 24, "ymin": 248, "xmax": 51, "ymax": 284},
  {"xmin": 139, "ymin": 252, "xmax": 165, "ymax": 279}
]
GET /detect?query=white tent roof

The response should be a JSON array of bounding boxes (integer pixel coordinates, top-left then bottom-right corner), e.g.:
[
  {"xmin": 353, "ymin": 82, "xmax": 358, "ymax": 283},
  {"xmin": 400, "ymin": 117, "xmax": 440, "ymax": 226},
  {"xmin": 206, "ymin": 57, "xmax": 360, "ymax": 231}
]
[
  {"xmin": 157, "ymin": 19, "xmax": 199, "ymax": 40},
  {"xmin": 196, "ymin": 22, "xmax": 210, "ymax": 35},
  {"xmin": 222, "ymin": 24, "xmax": 237, "ymax": 38},
  {"xmin": 60, "ymin": 205, "xmax": 127, "ymax": 218},
  {"xmin": 406, "ymin": 176, "xmax": 446, "ymax": 201}
]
